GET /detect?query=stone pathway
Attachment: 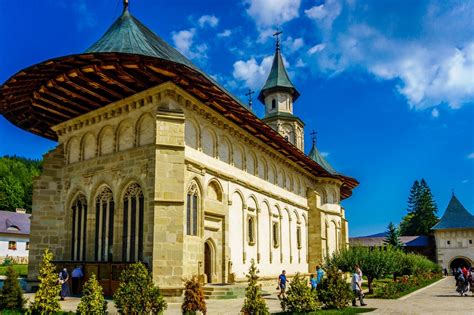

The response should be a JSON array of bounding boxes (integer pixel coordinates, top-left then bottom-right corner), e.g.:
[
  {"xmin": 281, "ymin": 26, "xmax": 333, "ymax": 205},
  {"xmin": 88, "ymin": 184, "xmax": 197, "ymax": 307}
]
[
  {"xmin": 367, "ymin": 276, "xmax": 473, "ymax": 315},
  {"xmin": 25, "ymin": 277, "xmax": 473, "ymax": 314}
]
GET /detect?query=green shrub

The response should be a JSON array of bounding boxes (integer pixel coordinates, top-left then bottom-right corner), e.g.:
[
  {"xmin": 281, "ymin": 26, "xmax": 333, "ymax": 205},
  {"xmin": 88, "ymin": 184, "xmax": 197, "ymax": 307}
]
[
  {"xmin": 77, "ymin": 274, "xmax": 107, "ymax": 314},
  {"xmin": 28, "ymin": 249, "xmax": 61, "ymax": 314},
  {"xmin": 113, "ymin": 262, "xmax": 167, "ymax": 315},
  {"xmin": 241, "ymin": 259, "xmax": 269, "ymax": 315},
  {"xmin": 2, "ymin": 257, "xmax": 13, "ymax": 266},
  {"xmin": 0, "ymin": 266, "xmax": 25, "ymax": 311},
  {"xmin": 182, "ymin": 276, "xmax": 207, "ymax": 315},
  {"xmin": 317, "ymin": 267, "xmax": 352, "ymax": 309},
  {"xmin": 281, "ymin": 273, "xmax": 320, "ymax": 313}
]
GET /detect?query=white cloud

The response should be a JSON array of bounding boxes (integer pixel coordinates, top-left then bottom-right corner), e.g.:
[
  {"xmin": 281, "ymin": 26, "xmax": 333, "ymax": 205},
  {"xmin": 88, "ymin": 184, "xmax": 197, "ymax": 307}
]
[
  {"xmin": 172, "ymin": 28, "xmax": 207, "ymax": 60},
  {"xmin": 306, "ymin": 1, "xmax": 474, "ymax": 109},
  {"xmin": 295, "ymin": 58, "xmax": 306, "ymax": 68},
  {"xmin": 320, "ymin": 152, "xmax": 330, "ymax": 158},
  {"xmin": 232, "ymin": 55, "xmax": 274, "ymax": 90},
  {"xmin": 468, "ymin": 153, "xmax": 474, "ymax": 159},
  {"xmin": 462, "ymin": 179, "xmax": 469, "ymax": 184},
  {"xmin": 431, "ymin": 108, "xmax": 439, "ymax": 118},
  {"xmin": 198, "ymin": 15, "xmax": 219, "ymax": 28},
  {"xmin": 283, "ymin": 37, "xmax": 304, "ymax": 53},
  {"xmin": 308, "ymin": 43, "xmax": 326, "ymax": 55},
  {"xmin": 244, "ymin": 0, "xmax": 301, "ymax": 41},
  {"xmin": 217, "ymin": 29, "xmax": 232, "ymax": 38}
]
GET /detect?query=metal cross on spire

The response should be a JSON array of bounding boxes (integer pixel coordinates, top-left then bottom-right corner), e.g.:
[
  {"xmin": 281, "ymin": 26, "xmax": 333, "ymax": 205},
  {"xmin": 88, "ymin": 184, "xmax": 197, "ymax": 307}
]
[
  {"xmin": 245, "ymin": 89, "xmax": 254, "ymax": 109},
  {"xmin": 123, "ymin": 0, "xmax": 129, "ymax": 11},
  {"xmin": 273, "ymin": 29, "xmax": 283, "ymax": 50},
  {"xmin": 311, "ymin": 130, "xmax": 317, "ymax": 146}
]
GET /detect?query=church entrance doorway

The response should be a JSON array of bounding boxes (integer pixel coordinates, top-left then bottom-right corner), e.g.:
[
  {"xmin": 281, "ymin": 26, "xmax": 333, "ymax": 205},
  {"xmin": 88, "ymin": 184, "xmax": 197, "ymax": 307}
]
[
  {"xmin": 449, "ymin": 257, "xmax": 471, "ymax": 271},
  {"xmin": 204, "ymin": 240, "xmax": 214, "ymax": 283}
]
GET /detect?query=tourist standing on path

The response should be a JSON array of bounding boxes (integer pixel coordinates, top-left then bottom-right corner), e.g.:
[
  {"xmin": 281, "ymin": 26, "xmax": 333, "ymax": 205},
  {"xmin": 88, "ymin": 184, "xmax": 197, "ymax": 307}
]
[
  {"xmin": 310, "ymin": 274, "xmax": 317, "ymax": 291},
  {"xmin": 59, "ymin": 267, "xmax": 70, "ymax": 301},
  {"xmin": 351, "ymin": 267, "xmax": 367, "ymax": 307},
  {"xmin": 316, "ymin": 265, "xmax": 324, "ymax": 289},
  {"xmin": 71, "ymin": 265, "xmax": 84, "ymax": 295},
  {"xmin": 277, "ymin": 270, "xmax": 289, "ymax": 300}
]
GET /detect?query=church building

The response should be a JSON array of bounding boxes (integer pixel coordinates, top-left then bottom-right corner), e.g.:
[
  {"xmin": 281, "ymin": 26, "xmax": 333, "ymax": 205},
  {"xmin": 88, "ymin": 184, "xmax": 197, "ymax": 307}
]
[
  {"xmin": 0, "ymin": 2, "xmax": 358, "ymax": 296},
  {"xmin": 433, "ymin": 194, "xmax": 474, "ymax": 271}
]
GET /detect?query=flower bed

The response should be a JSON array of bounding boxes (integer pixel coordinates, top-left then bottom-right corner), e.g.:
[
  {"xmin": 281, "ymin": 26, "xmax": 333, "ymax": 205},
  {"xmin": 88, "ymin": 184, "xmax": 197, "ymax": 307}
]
[{"xmin": 373, "ymin": 272, "xmax": 443, "ymax": 299}]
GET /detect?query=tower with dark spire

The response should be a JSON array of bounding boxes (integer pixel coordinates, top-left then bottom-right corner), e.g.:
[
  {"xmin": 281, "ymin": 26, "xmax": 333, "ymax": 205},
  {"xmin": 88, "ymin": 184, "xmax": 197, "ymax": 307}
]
[{"xmin": 259, "ymin": 31, "xmax": 304, "ymax": 151}]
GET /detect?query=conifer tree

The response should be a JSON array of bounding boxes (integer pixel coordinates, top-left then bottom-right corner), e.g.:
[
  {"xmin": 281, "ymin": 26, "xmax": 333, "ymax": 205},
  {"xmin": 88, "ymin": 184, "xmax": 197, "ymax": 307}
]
[
  {"xmin": 383, "ymin": 222, "xmax": 404, "ymax": 249},
  {"xmin": 241, "ymin": 259, "xmax": 269, "ymax": 315},
  {"xmin": 77, "ymin": 274, "xmax": 107, "ymax": 314},
  {"xmin": 181, "ymin": 276, "xmax": 206, "ymax": 315},
  {"xmin": 0, "ymin": 266, "xmax": 25, "ymax": 311},
  {"xmin": 400, "ymin": 179, "xmax": 438, "ymax": 236},
  {"xmin": 281, "ymin": 273, "xmax": 320, "ymax": 312},
  {"xmin": 28, "ymin": 249, "xmax": 61, "ymax": 314}
]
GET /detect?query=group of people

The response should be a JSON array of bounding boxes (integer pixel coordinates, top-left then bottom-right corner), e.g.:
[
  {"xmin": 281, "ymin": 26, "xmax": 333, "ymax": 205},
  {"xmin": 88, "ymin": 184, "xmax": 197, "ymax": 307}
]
[
  {"xmin": 276, "ymin": 265, "xmax": 367, "ymax": 307},
  {"xmin": 57, "ymin": 265, "xmax": 84, "ymax": 300},
  {"xmin": 453, "ymin": 266, "xmax": 473, "ymax": 296}
]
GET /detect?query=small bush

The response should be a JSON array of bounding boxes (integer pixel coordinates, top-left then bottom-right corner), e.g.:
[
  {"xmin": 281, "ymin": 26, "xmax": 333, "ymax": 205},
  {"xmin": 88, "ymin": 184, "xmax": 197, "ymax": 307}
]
[
  {"xmin": 241, "ymin": 259, "xmax": 269, "ymax": 315},
  {"xmin": 28, "ymin": 249, "xmax": 61, "ymax": 314},
  {"xmin": 77, "ymin": 274, "xmax": 107, "ymax": 314},
  {"xmin": 317, "ymin": 267, "xmax": 352, "ymax": 309},
  {"xmin": 113, "ymin": 262, "xmax": 167, "ymax": 315},
  {"xmin": 182, "ymin": 276, "xmax": 206, "ymax": 315},
  {"xmin": 0, "ymin": 266, "xmax": 25, "ymax": 311},
  {"xmin": 2, "ymin": 257, "xmax": 13, "ymax": 266},
  {"xmin": 281, "ymin": 273, "xmax": 320, "ymax": 313}
]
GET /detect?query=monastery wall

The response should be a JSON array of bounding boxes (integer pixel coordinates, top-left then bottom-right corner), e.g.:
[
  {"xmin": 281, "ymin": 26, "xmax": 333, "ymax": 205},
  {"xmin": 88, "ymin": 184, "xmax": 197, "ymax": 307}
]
[{"xmin": 434, "ymin": 229, "xmax": 474, "ymax": 269}]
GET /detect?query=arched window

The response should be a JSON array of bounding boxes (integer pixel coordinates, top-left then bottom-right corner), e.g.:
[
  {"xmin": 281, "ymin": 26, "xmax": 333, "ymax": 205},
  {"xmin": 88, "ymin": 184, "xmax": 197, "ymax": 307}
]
[
  {"xmin": 95, "ymin": 187, "xmax": 114, "ymax": 262},
  {"xmin": 272, "ymin": 222, "xmax": 279, "ymax": 248},
  {"xmin": 187, "ymin": 182, "xmax": 200, "ymax": 236},
  {"xmin": 296, "ymin": 226, "xmax": 302, "ymax": 249},
  {"xmin": 122, "ymin": 183, "xmax": 144, "ymax": 262},
  {"xmin": 71, "ymin": 193, "xmax": 87, "ymax": 261},
  {"xmin": 248, "ymin": 216, "xmax": 256, "ymax": 245}
]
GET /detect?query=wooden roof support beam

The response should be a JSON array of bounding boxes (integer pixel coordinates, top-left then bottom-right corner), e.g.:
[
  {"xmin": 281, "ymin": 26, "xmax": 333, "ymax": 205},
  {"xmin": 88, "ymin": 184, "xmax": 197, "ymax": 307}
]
[
  {"xmin": 91, "ymin": 65, "xmax": 137, "ymax": 94},
  {"xmin": 47, "ymin": 80, "xmax": 101, "ymax": 108},
  {"xmin": 72, "ymin": 69, "xmax": 124, "ymax": 99},
  {"xmin": 32, "ymin": 100, "xmax": 71, "ymax": 120},
  {"xmin": 38, "ymin": 85, "xmax": 92, "ymax": 112},
  {"xmin": 59, "ymin": 74, "xmax": 113, "ymax": 103},
  {"xmin": 114, "ymin": 64, "xmax": 146, "ymax": 88},
  {"xmin": 33, "ymin": 92, "xmax": 81, "ymax": 116}
]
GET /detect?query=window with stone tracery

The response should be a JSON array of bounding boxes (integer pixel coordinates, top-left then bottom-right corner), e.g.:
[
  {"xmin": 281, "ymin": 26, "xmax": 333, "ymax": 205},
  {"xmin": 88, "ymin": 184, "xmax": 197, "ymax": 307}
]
[
  {"xmin": 95, "ymin": 187, "xmax": 114, "ymax": 262},
  {"xmin": 122, "ymin": 183, "xmax": 144, "ymax": 262},
  {"xmin": 186, "ymin": 182, "xmax": 200, "ymax": 236},
  {"xmin": 71, "ymin": 193, "xmax": 87, "ymax": 261}
]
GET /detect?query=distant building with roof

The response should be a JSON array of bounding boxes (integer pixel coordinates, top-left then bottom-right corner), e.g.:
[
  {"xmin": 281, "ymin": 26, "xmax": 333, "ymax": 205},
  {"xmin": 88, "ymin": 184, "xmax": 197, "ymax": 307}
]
[
  {"xmin": 0, "ymin": 209, "xmax": 31, "ymax": 263},
  {"xmin": 433, "ymin": 194, "xmax": 474, "ymax": 270}
]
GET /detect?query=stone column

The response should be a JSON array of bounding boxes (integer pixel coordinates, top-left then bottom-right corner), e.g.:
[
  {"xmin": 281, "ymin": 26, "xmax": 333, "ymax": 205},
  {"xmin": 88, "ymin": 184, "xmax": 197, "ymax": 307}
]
[
  {"xmin": 307, "ymin": 189, "xmax": 323, "ymax": 273},
  {"xmin": 28, "ymin": 145, "xmax": 66, "ymax": 279},
  {"xmin": 152, "ymin": 109, "xmax": 186, "ymax": 291}
]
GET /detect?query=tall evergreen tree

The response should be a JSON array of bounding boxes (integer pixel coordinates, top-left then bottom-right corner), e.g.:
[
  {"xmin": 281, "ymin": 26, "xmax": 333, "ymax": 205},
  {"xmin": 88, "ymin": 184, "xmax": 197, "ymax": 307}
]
[
  {"xmin": 400, "ymin": 179, "xmax": 438, "ymax": 236},
  {"xmin": 383, "ymin": 222, "xmax": 404, "ymax": 249}
]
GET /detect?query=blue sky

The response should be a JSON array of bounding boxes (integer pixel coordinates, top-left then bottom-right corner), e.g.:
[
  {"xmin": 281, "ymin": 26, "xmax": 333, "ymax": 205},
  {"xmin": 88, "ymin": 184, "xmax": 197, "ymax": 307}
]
[{"xmin": 0, "ymin": 0, "xmax": 473, "ymax": 236}]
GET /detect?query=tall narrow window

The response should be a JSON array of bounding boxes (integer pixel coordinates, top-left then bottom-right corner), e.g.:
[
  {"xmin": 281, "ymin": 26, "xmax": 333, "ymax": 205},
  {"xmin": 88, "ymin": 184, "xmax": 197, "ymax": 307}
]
[
  {"xmin": 296, "ymin": 226, "xmax": 302, "ymax": 249},
  {"xmin": 122, "ymin": 183, "xmax": 144, "ymax": 262},
  {"xmin": 272, "ymin": 222, "xmax": 279, "ymax": 248},
  {"xmin": 186, "ymin": 182, "xmax": 200, "ymax": 236},
  {"xmin": 71, "ymin": 194, "xmax": 87, "ymax": 261},
  {"xmin": 271, "ymin": 99, "xmax": 276, "ymax": 109},
  {"xmin": 248, "ymin": 216, "xmax": 255, "ymax": 245},
  {"xmin": 95, "ymin": 187, "xmax": 114, "ymax": 262}
]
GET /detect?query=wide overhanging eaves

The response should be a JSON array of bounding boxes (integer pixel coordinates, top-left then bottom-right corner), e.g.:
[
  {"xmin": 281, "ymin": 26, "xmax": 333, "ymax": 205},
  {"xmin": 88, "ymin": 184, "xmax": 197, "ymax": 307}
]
[{"xmin": 0, "ymin": 52, "xmax": 358, "ymax": 199}]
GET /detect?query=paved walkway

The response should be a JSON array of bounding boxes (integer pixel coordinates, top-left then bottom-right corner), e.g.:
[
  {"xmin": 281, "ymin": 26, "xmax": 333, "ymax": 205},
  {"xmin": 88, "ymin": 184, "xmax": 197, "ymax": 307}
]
[
  {"xmin": 368, "ymin": 276, "xmax": 473, "ymax": 315},
  {"xmin": 25, "ymin": 277, "xmax": 473, "ymax": 314}
]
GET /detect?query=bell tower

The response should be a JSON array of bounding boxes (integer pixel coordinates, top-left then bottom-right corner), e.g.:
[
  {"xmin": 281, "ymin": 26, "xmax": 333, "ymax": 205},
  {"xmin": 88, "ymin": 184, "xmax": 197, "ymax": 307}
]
[{"xmin": 258, "ymin": 31, "xmax": 304, "ymax": 151}]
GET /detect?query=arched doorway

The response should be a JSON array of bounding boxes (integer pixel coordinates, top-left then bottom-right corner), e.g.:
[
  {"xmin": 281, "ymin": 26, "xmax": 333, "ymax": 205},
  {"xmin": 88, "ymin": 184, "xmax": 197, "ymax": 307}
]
[
  {"xmin": 204, "ymin": 241, "xmax": 214, "ymax": 283},
  {"xmin": 449, "ymin": 257, "xmax": 471, "ymax": 270}
]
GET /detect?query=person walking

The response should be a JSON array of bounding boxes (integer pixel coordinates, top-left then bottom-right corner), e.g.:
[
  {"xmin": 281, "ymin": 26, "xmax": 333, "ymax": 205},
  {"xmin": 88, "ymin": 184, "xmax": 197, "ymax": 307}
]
[
  {"xmin": 351, "ymin": 267, "xmax": 367, "ymax": 307},
  {"xmin": 277, "ymin": 270, "xmax": 288, "ymax": 300},
  {"xmin": 310, "ymin": 274, "xmax": 317, "ymax": 291},
  {"xmin": 59, "ymin": 267, "xmax": 70, "ymax": 301},
  {"xmin": 71, "ymin": 265, "xmax": 84, "ymax": 295},
  {"xmin": 316, "ymin": 265, "xmax": 324, "ymax": 289}
]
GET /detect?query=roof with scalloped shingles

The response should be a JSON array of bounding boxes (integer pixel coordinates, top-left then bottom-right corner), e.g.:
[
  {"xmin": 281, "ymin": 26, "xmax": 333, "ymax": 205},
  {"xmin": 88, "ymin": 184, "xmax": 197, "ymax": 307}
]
[{"xmin": 432, "ymin": 195, "xmax": 474, "ymax": 230}]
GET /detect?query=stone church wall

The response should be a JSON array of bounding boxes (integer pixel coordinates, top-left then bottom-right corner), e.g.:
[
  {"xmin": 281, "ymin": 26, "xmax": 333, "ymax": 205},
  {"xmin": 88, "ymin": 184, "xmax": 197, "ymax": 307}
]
[{"xmin": 435, "ymin": 229, "xmax": 474, "ymax": 269}]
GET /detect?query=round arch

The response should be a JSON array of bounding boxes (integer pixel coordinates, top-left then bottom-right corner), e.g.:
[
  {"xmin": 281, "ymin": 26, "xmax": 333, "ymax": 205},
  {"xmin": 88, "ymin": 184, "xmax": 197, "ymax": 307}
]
[{"xmin": 449, "ymin": 256, "xmax": 472, "ymax": 270}]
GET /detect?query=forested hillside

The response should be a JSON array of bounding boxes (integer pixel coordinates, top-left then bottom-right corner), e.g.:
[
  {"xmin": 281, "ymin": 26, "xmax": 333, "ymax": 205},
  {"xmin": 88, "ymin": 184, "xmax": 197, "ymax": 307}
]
[{"xmin": 0, "ymin": 156, "xmax": 42, "ymax": 213}]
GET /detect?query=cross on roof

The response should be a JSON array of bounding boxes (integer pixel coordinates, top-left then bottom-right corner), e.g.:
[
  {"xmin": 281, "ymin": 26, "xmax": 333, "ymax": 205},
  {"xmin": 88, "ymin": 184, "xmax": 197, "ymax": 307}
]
[
  {"xmin": 245, "ymin": 89, "xmax": 254, "ymax": 109},
  {"xmin": 311, "ymin": 130, "xmax": 317, "ymax": 146},
  {"xmin": 273, "ymin": 29, "xmax": 283, "ymax": 50},
  {"xmin": 123, "ymin": 0, "xmax": 129, "ymax": 10}
]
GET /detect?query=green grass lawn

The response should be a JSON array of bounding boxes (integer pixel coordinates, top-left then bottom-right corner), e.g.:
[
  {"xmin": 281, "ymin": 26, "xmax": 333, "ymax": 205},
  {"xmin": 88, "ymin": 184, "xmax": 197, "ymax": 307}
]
[
  {"xmin": 0, "ymin": 264, "xmax": 28, "ymax": 277},
  {"xmin": 274, "ymin": 307, "xmax": 376, "ymax": 314}
]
